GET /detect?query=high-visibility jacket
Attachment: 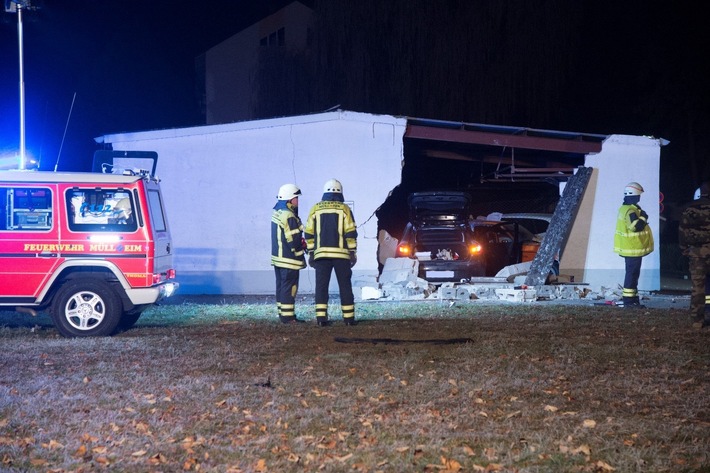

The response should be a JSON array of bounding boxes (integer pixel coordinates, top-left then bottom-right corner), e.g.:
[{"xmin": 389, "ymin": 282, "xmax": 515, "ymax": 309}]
[
  {"xmin": 614, "ymin": 203, "xmax": 654, "ymax": 257},
  {"xmin": 271, "ymin": 201, "xmax": 306, "ymax": 270},
  {"xmin": 304, "ymin": 194, "xmax": 357, "ymax": 260}
]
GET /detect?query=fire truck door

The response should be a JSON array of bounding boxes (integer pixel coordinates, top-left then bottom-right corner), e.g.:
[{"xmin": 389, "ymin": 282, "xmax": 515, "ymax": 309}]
[{"xmin": 0, "ymin": 185, "xmax": 63, "ymax": 300}]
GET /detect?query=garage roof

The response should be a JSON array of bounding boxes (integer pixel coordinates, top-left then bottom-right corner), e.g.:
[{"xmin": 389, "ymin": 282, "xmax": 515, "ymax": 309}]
[
  {"xmin": 404, "ymin": 117, "xmax": 608, "ymax": 182},
  {"xmin": 406, "ymin": 118, "xmax": 606, "ymax": 154}
]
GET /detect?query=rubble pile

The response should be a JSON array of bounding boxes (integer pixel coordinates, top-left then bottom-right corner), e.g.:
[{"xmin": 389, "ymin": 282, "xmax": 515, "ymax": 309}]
[{"xmin": 355, "ymin": 258, "xmax": 626, "ymax": 304}]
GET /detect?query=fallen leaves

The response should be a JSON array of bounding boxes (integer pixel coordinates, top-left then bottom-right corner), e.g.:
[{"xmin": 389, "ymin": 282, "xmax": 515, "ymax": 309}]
[{"xmin": 425, "ymin": 456, "xmax": 463, "ymax": 471}]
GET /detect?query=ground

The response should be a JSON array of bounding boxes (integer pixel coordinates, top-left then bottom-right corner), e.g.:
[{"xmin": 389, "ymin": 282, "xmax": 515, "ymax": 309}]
[{"xmin": 1, "ymin": 295, "xmax": 708, "ymax": 472}]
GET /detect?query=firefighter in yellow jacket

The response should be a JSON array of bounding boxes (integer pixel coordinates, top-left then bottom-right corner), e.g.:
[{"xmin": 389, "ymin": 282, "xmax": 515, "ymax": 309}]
[
  {"xmin": 271, "ymin": 184, "xmax": 306, "ymax": 323},
  {"xmin": 304, "ymin": 179, "xmax": 358, "ymax": 326},
  {"xmin": 613, "ymin": 182, "xmax": 654, "ymax": 308}
]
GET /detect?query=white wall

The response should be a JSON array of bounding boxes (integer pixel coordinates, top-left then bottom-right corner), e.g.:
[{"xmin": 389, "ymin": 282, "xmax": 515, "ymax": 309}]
[
  {"xmin": 562, "ymin": 134, "xmax": 662, "ymax": 291},
  {"xmin": 101, "ymin": 116, "xmax": 663, "ymax": 295},
  {"xmin": 99, "ymin": 111, "xmax": 406, "ymax": 294}
]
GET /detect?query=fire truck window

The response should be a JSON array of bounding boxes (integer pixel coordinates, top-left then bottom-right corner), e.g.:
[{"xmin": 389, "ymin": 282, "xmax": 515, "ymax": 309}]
[
  {"xmin": 1, "ymin": 187, "xmax": 53, "ymax": 231},
  {"xmin": 66, "ymin": 189, "xmax": 137, "ymax": 232},
  {"xmin": 147, "ymin": 190, "xmax": 166, "ymax": 232}
]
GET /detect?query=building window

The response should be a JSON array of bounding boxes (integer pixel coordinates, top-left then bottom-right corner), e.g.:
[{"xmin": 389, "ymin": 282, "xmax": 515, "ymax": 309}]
[{"xmin": 260, "ymin": 27, "xmax": 286, "ymax": 47}]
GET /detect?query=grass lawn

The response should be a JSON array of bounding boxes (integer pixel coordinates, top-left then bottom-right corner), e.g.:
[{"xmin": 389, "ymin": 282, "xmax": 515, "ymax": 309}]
[{"xmin": 1, "ymin": 299, "xmax": 708, "ymax": 472}]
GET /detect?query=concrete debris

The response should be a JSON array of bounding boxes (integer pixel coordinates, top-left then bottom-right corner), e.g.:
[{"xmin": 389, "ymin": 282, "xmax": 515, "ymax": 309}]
[
  {"xmin": 359, "ymin": 278, "xmax": 659, "ymax": 306},
  {"xmin": 496, "ymin": 288, "xmax": 538, "ymax": 302},
  {"xmin": 361, "ymin": 256, "xmax": 647, "ymax": 305},
  {"xmin": 495, "ymin": 261, "xmax": 532, "ymax": 279},
  {"xmin": 361, "ymin": 286, "xmax": 383, "ymax": 300},
  {"xmin": 378, "ymin": 257, "xmax": 419, "ymax": 285}
]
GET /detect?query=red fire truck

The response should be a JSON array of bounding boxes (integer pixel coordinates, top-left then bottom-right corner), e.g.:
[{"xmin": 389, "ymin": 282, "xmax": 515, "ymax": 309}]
[{"xmin": 0, "ymin": 169, "xmax": 178, "ymax": 337}]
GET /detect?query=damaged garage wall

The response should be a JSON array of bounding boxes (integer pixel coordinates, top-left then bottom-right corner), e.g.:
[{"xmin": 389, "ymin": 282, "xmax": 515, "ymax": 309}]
[
  {"xmin": 98, "ymin": 112, "xmax": 663, "ymax": 296},
  {"xmin": 98, "ymin": 110, "xmax": 405, "ymax": 294},
  {"xmin": 564, "ymin": 135, "xmax": 662, "ymax": 292}
]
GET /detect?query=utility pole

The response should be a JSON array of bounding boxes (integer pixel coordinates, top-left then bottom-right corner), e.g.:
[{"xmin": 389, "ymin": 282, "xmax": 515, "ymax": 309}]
[{"xmin": 4, "ymin": 0, "xmax": 32, "ymax": 170}]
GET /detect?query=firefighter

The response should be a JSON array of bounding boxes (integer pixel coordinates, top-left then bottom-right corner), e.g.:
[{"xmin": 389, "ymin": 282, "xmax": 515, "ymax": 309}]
[
  {"xmin": 679, "ymin": 180, "xmax": 710, "ymax": 328},
  {"xmin": 304, "ymin": 179, "xmax": 358, "ymax": 326},
  {"xmin": 613, "ymin": 182, "xmax": 654, "ymax": 308},
  {"xmin": 271, "ymin": 183, "xmax": 306, "ymax": 324}
]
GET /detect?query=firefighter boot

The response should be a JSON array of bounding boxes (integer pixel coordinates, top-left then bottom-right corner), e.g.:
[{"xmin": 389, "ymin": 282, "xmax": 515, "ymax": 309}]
[{"xmin": 623, "ymin": 296, "xmax": 643, "ymax": 309}]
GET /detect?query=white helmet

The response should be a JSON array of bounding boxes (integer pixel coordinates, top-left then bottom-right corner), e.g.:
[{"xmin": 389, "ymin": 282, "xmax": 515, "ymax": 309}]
[
  {"xmin": 694, "ymin": 187, "xmax": 701, "ymax": 200},
  {"xmin": 277, "ymin": 183, "xmax": 302, "ymax": 200},
  {"xmin": 623, "ymin": 182, "xmax": 644, "ymax": 196},
  {"xmin": 323, "ymin": 178, "xmax": 343, "ymax": 194}
]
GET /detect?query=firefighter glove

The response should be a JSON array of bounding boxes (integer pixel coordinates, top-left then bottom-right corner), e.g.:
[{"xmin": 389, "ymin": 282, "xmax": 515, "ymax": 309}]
[{"xmin": 350, "ymin": 251, "xmax": 357, "ymax": 268}]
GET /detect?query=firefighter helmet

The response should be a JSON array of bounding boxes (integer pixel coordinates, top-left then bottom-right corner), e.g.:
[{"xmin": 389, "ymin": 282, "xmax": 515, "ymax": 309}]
[
  {"xmin": 623, "ymin": 182, "xmax": 644, "ymax": 196},
  {"xmin": 277, "ymin": 183, "xmax": 302, "ymax": 200},
  {"xmin": 323, "ymin": 178, "xmax": 342, "ymax": 194},
  {"xmin": 694, "ymin": 187, "xmax": 701, "ymax": 200}
]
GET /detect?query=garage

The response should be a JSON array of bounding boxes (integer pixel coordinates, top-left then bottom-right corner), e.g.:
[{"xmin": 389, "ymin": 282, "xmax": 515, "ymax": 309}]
[
  {"xmin": 96, "ymin": 109, "xmax": 662, "ymax": 295},
  {"xmin": 377, "ymin": 118, "xmax": 606, "ymax": 258}
]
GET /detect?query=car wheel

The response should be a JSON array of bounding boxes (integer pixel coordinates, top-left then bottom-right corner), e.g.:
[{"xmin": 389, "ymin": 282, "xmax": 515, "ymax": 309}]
[{"xmin": 50, "ymin": 279, "xmax": 122, "ymax": 337}]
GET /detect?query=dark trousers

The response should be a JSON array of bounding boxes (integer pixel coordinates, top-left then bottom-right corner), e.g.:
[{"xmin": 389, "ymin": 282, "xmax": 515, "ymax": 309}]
[
  {"xmin": 313, "ymin": 258, "xmax": 355, "ymax": 320},
  {"xmin": 274, "ymin": 267, "xmax": 299, "ymax": 321},
  {"xmin": 622, "ymin": 256, "xmax": 643, "ymax": 303}
]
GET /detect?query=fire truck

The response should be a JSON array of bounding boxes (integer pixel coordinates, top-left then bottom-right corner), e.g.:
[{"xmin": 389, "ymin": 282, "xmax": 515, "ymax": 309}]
[{"xmin": 0, "ymin": 168, "xmax": 178, "ymax": 337}]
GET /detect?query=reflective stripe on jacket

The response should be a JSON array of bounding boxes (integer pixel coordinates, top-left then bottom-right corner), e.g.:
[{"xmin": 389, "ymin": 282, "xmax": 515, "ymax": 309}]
[
  {"xmin": 304, "ymin": 199, "xmax": 357, "ymax": 260},
  {"xmin": 613, "ymin": 204, "xmax": 654, "ymax": 257},
  {"xmin": 271, "ymin": 201, "xmax": 306, "ymax": 270}
]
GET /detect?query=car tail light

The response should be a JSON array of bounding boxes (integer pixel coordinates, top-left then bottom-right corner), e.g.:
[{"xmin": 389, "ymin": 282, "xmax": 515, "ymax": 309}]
[
  {"xmin": 152, "ymin": 273, "xmax": 163, "ymax": 284},
  {"xmin": 167, "ymin": 268, "xmax": 176, "ymax": 279},
  {"xmin": 396, "ymin": 244, "xmax": 411, "ymax": 257},
  {"xmin": 469, "ymin": 243, "xmax": 482, "ymax": 255}
]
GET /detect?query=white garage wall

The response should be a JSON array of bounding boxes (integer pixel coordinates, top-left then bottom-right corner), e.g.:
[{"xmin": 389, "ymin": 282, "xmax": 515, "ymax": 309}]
[
  {"xmin": 100, "ymin": 113, "xmax": 663, "ymax": 295},
  {"xmin": 99, "ymin": 110, "xmax": 406, "ymax": 294}
]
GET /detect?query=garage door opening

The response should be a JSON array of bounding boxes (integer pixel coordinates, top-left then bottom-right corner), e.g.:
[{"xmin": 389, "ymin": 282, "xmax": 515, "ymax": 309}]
[{"xmin": 374, "ymin": 118, "xmax": 604, "ymax": 274}]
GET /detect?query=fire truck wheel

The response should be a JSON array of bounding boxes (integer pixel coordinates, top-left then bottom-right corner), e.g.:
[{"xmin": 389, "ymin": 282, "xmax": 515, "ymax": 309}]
[
  {"xmin": 50, "ymin": 279, "xmax": 122, "ymax": 337},
  {"xmin": 115, "ymin": 305, "xmax": 150, "ymax": 333}
]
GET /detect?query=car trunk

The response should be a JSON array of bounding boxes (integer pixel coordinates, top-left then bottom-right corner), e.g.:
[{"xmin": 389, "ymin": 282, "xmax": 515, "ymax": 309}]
[{"xmin": 408, "ymin": 191, "xmax": 471, "ymax": 223}]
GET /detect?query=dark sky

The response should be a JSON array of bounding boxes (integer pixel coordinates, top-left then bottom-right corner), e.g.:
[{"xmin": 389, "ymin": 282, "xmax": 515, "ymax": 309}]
[
  {"xmin": 0, "ymin": 0, "xmax": 292, "ymax": 170},
  {"xmin": 1, "ymin": 0, "xmax": 708, "ymax": 203}
]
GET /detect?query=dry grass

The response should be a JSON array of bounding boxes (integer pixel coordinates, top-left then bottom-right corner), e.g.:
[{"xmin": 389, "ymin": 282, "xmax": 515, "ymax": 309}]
[{"xmin": 1, "ymin": 298, "xmax": 709, "ymax": 472}]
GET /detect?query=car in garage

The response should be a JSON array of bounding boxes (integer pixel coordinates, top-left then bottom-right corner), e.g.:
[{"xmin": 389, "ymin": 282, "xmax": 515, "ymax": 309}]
[{"xmin": 394, "ymin": 191, "xmax": 538, "ymax": 282}]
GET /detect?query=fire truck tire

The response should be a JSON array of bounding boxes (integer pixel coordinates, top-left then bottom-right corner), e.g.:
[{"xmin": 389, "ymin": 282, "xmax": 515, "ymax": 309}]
[
  {"xmin": 50, "ymin": 279, "xmax": 122, "ymax": 337},
  {"xmin": 115, "ymin": 305, "xmax": 150, "ymax": 333}
]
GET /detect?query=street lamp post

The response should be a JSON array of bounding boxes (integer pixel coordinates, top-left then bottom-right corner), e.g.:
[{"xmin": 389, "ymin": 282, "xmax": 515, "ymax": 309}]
[{"xmin": 5, "ymin": 0, "xmax": 31, "ymax": 170}]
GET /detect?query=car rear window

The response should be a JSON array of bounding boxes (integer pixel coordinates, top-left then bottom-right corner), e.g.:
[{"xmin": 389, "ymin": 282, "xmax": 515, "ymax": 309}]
[{"xmin": 66, "ymin": 188, "xmax": 138, "ymax": 232}]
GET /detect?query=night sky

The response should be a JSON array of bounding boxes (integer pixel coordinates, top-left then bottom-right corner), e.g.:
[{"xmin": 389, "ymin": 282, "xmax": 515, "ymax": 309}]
[
  {"xmin": 0, "ymin": 0, "xmax": 289, "ymax": 170},
  {"xmin": 1, "ymin": 0, "xmax": 708, "ymax": 205}
]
